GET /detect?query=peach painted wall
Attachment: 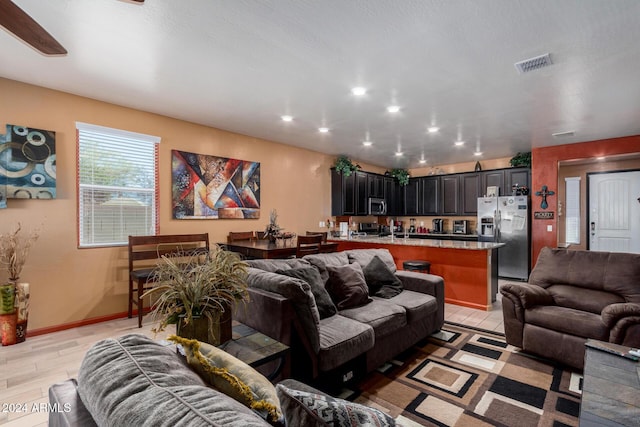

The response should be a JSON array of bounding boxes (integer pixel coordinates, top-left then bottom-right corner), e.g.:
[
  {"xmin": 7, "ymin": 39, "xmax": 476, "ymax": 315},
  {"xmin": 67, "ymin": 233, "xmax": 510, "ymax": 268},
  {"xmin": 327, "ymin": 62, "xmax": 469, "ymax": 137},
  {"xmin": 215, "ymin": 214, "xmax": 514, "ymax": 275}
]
[
  {"xmin": 531, "ymin": 135, "xmax": 640, "ymax": 264},
  {"xmin": 0, "ymin": 78, "xmax": 381, "ymax": 332}
]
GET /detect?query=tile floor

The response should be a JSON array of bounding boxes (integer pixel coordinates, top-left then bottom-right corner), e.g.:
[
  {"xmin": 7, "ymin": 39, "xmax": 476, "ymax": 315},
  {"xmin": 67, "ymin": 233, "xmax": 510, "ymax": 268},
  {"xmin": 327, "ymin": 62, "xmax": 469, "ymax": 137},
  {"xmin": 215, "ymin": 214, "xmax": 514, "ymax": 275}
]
[{"xmin": 0, "ymin": 286, "xmax": 506, "ymax": 426}]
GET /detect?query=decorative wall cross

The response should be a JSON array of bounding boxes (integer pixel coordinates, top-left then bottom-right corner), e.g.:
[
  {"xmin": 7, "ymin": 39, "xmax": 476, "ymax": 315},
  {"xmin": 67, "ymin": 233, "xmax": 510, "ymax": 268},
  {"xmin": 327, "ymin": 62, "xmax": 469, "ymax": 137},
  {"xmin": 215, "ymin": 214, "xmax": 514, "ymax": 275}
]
[{"xmin": 535, "ymin": 185, "xmax": 555, "ymax": 209}]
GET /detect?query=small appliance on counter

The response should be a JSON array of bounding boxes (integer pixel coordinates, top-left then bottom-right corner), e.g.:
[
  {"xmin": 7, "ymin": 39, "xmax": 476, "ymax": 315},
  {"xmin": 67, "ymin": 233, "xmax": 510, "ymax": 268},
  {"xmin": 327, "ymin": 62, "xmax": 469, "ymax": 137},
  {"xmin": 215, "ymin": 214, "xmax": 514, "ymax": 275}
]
[
  {"xmin": 358, "ymin": 223, "xmax": 379, "ymax": 235},
  {"xmin": 453, "ymin": 220, "xmax": 469, "ymax": 234},
  {"xmin": 409, "ymin": 218, "xmax": 416, "ymax": 233},
  {"xmin": 432, "ymin": 218, "xmax": 444, "ymax": 234}
]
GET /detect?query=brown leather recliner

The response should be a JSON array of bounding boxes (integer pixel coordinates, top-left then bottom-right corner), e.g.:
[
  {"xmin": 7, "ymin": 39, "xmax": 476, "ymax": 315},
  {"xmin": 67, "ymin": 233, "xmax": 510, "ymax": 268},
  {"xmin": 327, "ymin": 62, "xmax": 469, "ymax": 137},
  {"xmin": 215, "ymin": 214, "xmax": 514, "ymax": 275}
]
[{"xmin": 500, "ymin": 247, "xmax": 640, "ymax": 370}]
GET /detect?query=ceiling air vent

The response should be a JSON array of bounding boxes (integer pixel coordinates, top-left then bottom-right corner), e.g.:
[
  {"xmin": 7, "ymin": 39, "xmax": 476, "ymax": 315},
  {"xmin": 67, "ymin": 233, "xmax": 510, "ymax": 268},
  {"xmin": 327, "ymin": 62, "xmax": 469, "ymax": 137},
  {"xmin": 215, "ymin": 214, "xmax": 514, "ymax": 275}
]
[
  {"xmin": 552, "ymin": 130, "xmax": 575, "ymax": 138},
  {"xmin": 514, "ymin": 53, "xmax": 552, "ymax": 74}
]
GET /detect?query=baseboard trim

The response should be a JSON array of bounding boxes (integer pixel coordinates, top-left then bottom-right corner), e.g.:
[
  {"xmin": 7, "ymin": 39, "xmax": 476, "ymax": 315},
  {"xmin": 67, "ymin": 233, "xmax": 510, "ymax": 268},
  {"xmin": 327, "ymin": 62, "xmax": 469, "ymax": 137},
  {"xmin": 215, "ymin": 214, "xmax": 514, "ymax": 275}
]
[{"xmin": 27, "ymin": 311, "xmax": 139, "ymax": 337}]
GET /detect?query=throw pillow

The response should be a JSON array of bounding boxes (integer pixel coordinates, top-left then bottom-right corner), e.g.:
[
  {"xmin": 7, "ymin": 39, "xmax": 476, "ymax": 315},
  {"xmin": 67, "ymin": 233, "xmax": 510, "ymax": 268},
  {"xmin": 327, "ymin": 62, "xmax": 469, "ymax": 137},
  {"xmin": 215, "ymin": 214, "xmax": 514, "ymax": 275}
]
[
  {"xmin": 169, "ymin": 335, "xmax": 283, "ymax": 425},
  {"xmin": 276, "ymin": 384, "xmax": 396, "ymax": 427},
  {"xmin": 276, "ymin": 267, "xmax": 337, "ymax": 319},
  {"xmin": 325, "ymin": 263, "xmax": 372, "ymax": 310},
  {"xmin": 362, "ymin": 255, "xmax": 404, "ymax": 299}
]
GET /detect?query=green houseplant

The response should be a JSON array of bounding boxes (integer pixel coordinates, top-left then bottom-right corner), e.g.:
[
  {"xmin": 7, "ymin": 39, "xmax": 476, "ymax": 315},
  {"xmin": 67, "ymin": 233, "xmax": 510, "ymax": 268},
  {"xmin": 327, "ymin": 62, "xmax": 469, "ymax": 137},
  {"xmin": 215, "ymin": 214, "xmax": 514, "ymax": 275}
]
[
  {"xmin": 334, "ymin": 155, "xmax": 361, "ymax": 177},
  {"xmin": 142, "ymin": 245, "xmax": 249, "ymax": 345},
  {"xmin": 390, "ymin": 168, "xmax": 410, "ymax": 186}
]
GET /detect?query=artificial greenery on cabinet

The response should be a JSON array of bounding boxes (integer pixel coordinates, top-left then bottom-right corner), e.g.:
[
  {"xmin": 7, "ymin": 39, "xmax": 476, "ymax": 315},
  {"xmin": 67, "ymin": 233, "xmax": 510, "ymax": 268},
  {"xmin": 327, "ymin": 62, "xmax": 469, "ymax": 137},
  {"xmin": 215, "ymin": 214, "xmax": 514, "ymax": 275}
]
[
  {"xmin": 510, "ymin": 152, "xmax": 531, "ymax": 168},
  {"xmin": 389, "ymin": 168, "xmax": 410, "ymax": 186},
  {"xmin": 333, "ymin": 156, "xmax": 361, "ymax": 177}
]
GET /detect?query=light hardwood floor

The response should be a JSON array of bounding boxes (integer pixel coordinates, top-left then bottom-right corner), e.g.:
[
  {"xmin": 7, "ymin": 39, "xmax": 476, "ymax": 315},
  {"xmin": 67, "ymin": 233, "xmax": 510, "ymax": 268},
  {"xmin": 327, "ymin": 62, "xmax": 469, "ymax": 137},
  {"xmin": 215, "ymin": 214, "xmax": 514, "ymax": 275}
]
[{"xmin": 0, "ymin": 292, "xmax": 505, "ymax": 426}]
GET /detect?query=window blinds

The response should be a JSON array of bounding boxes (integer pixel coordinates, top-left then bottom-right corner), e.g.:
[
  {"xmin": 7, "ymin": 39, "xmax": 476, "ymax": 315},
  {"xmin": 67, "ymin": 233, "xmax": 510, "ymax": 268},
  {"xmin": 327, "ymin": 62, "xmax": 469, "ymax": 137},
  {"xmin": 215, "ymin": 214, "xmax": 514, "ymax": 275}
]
[{"xmin": 76, "ymin": 122, "xmax": 160, "ymax": 247}]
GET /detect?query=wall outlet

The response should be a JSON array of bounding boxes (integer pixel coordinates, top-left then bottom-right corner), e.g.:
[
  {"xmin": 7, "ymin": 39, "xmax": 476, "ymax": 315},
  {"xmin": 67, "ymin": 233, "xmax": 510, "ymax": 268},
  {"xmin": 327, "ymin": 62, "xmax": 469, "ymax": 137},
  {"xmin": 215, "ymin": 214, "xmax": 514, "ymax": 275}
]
[
  {"xmin": 319, "ymin": 221, "xmax": 325, "ymax": 228},
  {"xmin": 547, "ymin": 225, "xmax": 553, "ymax": 232}
]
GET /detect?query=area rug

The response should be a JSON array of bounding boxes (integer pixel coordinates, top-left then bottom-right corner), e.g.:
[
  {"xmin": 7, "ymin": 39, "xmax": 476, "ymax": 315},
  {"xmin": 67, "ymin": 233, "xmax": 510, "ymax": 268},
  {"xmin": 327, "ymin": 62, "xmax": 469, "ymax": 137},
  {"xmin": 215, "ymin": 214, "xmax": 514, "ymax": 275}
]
[{"xmin": 352, "ymin": 323, "xmax": 583, "ymax": 427}]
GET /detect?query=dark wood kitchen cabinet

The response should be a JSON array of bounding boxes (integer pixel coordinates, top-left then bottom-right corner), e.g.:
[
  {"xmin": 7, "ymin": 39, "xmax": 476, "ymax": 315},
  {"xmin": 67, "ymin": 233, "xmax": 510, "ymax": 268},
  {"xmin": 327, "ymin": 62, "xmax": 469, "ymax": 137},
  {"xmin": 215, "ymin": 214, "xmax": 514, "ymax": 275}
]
[
  {"xmin": 355, "ymin": 171, "xmax": 368, "ymax": 215},
  {"xmin": 384, "ymin": 177, "xmax": 401, "ymax": 216},
  {"xmin": 367, "ymin": 174, "xmax": 385, "ymax": 198},
  {"xmin": 404, "ymin": 177, "xmax": 421, "ymax": 215},
  {"xmin": 421, "ymin": 176, "xmax": 440, "ymax": 215},
  {"xmin": 331, "ymin": 169, "xmax": 356, "ymax": 216},
  {"xmin": 440, "ymin": 175, "xmax": 460, "ymax": 215},
  {"xmin": 460, "ymin": 173, "xmax": 481, "ymax": 215},
  {"xmin": 505, "ymin": 168, "xmax": 530, "ymax": 195},
  {"xmin": 481, "ymin": 170, "xmax": 505, "ymax": 196}
]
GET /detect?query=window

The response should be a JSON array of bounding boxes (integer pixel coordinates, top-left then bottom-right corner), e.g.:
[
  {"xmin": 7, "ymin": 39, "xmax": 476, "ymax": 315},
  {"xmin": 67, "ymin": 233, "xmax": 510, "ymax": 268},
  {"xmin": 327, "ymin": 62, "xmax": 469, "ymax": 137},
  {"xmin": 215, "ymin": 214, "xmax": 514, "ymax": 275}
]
[
  {"xmin": 565, "ymin": 177, "xmax": 581, "ymax": 244},
  {"xmin": 77, "ymin": 122, "xmax": 160, "ymax": 247}
]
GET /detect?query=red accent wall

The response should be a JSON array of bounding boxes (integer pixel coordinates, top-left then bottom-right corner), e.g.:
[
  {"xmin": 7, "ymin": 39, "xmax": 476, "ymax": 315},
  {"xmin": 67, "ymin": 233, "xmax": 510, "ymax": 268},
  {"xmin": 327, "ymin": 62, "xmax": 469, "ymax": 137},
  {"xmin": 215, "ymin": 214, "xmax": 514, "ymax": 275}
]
[{"xmin": 531, "ymin": 135, "xmax": 640, "ymax": 264}]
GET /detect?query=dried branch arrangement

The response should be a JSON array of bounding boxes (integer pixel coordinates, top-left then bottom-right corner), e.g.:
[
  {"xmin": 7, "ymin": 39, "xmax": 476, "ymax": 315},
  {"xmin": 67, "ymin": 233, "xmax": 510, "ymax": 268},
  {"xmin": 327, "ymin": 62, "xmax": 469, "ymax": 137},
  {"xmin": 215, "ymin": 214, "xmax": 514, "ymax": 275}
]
[{"xmin": 0, "ymin": 223, "xmax": 39, "ymax": 281}]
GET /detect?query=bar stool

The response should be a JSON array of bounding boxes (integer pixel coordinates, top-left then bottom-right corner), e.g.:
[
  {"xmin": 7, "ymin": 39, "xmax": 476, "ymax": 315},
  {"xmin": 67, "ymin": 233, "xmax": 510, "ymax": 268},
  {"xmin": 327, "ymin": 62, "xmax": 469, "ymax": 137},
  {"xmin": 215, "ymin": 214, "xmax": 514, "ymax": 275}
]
[{"xmin": 403, "ymin": 260, "xmax": 431, "ymax": 274}]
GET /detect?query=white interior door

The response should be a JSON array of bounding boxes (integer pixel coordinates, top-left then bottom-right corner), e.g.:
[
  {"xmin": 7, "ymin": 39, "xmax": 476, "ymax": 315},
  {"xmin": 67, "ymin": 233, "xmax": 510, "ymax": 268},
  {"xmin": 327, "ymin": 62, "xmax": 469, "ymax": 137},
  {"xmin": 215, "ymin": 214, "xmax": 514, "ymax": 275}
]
[{"xmin": 588, "ymin": 171, "xmax": 640, "ymax": 253}]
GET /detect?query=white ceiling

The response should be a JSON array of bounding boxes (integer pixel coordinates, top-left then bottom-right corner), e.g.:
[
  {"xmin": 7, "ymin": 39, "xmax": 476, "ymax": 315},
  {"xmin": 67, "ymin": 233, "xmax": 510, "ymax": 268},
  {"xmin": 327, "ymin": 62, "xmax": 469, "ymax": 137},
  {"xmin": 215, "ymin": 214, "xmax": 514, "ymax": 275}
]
[{"xmin": 2, "ymin": 0, "xmax": 640, "ymax": 169}]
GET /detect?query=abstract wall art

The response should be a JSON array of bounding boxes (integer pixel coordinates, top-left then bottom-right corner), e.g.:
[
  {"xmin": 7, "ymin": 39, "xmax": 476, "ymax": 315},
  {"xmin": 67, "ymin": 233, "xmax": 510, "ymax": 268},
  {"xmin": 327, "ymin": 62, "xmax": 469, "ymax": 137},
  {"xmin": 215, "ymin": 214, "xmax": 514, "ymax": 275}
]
[
  {"xmin": 172, "ymin": 150, "xmax": 260, "ymax": 219},
  {"xmin": 0, "ymin": 124, "xmax": 57, "ymax": 208}
]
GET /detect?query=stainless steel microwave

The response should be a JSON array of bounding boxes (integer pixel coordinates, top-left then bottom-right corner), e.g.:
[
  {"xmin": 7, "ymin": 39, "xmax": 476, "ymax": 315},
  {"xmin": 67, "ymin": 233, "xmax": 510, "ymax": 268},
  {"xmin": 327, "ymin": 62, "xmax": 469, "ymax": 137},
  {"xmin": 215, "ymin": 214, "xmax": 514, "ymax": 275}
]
[{"xmin": 368, "ymin": 198, "xmax": 387, "ymax": 215}]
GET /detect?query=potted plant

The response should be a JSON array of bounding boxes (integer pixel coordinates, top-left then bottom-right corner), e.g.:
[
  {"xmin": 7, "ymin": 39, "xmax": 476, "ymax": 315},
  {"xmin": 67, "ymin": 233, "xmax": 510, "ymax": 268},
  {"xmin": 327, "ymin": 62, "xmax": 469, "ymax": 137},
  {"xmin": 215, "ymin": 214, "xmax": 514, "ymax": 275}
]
[
  {"xmin": 390, "ymin": 168, "xmax": 410, "ymax": 186},
  {"xmin": 0, "ymin": 223, "xmax": 38, "ymax": 346},
  {"xmin": 334, "ymin": 155, "xmax": 361, "ymax": 177},
  {"xmin": 142, "ymin": 245, "xmax": 249, "ymax": 345}
]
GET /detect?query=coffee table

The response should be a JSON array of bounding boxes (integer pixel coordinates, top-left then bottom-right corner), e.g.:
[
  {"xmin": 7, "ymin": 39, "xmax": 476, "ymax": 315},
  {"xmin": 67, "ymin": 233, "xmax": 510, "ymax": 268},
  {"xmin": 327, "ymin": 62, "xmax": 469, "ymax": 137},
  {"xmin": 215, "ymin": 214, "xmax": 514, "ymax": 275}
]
[
  {"xmin": 218, "ymin": 322, "xmax": 289, "ymax": 380},
  {"xmin": 579, "ymin": 339, "xmax": 640, "ymax": 426}
]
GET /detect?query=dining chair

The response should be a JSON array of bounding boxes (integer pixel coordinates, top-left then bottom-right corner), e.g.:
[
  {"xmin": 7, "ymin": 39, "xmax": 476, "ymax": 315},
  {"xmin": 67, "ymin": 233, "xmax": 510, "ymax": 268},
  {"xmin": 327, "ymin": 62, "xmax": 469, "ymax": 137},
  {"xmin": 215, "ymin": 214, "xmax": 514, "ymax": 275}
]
[
  {"xmin": 296, "ymin": 234, "xmax": 323, "ymax": 258},
  {"xmin": 305, "ymin": 231, "xmax": 328, "ymax": 243},
  {"xmin": 227, "ymin": 231, "xmax": 256, "ymax": 243},
  {"xmin": 255, "ymin": 230, "xmax": 270, "ymax": 240}
]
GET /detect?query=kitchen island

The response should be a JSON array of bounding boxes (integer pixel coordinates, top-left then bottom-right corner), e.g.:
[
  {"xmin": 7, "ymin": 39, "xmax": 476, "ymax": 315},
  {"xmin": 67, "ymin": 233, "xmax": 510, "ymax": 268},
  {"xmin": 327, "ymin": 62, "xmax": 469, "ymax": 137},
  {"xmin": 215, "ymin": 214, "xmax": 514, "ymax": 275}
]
[{"xmin": 330, "ymin": 236, "xmax": 504, "ymax": 311}]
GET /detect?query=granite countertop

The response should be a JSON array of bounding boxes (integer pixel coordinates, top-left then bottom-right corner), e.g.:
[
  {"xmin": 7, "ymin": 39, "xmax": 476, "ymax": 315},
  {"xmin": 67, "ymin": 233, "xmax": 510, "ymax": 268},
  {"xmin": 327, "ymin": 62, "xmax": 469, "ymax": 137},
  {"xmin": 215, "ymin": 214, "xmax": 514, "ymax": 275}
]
[{"xmin": 329, "ymin": 235, "xmax": 505, "ymax": 250}]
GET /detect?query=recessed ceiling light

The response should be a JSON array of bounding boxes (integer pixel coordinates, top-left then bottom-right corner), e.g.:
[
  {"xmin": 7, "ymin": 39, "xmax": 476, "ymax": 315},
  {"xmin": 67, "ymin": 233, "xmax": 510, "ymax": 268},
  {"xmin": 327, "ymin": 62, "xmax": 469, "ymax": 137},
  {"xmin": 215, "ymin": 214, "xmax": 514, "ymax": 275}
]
[
  {"xmin": 474, "ymin": 151, "xmax": 483, "ymax": 156},
  {"xmin": 454, "ymin": 140, "xmax": 465, "ymax": 146},
  {"xmin": 351, "ymin": 87, "xmax": 367, "ymax": 96},
  {"xmin": 281, "ymin": 115, "xmax": 293, "ymax": 122},
  {"xmin": 387, "ymin": 105, "xmax": 400, "ymax": 113},
  {"xmin": 427, "ymin": 126, "xmax": 440, "ymax": 133},
  {"xmin": 419, "ymin": 159, "xmax": 427, "ymax": 164},
  {"xmin": 318, "ymin": 127, "xmax": 329, "ymax": 133},
  {"xmin": 395, "ymin": 151, "xmax": 403, "ymax": 156},
  {"xmin": 362, "ymin": 141, "xmax": 373, "ymax": 146}
]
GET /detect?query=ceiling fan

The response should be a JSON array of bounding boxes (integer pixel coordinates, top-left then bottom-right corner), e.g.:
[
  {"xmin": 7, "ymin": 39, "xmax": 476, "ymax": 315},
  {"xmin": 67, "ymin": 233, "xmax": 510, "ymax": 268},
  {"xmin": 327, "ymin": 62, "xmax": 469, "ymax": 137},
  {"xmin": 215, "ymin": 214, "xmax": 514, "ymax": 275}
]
[{"xmin": 0, "ymin": 0, "xmax": 144, "ymax": 55}]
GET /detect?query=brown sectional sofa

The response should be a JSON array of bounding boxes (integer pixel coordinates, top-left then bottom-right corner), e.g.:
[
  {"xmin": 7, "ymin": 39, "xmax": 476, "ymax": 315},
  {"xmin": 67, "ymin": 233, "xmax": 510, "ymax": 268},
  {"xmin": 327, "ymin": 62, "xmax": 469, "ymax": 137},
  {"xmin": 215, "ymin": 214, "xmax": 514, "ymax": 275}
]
[
  {"xmin": 235, "ymin": 248, "xmax": 445, "ymax": 382},
  {"xmin": 500, "ymin": 247, "xmax": 640, "ymax": 370}
]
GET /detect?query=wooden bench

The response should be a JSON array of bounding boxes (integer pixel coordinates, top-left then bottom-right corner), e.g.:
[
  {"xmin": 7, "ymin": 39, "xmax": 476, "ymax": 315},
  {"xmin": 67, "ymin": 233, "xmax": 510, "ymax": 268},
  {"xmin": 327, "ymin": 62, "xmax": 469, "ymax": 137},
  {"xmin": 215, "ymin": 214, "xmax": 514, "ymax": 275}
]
[{"xmin": 128, "ymin": 233, "xmax": 210, "ymax": 328}]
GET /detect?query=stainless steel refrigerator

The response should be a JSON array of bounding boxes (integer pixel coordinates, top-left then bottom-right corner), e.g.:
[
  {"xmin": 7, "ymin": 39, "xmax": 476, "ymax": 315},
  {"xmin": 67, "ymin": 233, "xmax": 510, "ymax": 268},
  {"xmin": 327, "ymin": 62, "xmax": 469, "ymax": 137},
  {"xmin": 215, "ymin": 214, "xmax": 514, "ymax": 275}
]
[{"xmin": 477, "ymin": 196, "xmax": 531, "ymax": 280}]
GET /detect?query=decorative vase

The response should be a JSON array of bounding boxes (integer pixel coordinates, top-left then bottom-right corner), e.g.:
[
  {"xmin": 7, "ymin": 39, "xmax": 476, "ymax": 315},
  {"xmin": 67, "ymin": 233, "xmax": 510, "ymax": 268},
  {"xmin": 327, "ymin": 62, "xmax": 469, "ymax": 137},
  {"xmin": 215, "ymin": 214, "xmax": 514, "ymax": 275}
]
[
  {"xmin": 0, "ymin": 282, "xmax": 15, "ymax": 315},
  {"xmin": 14, "ymin": 283, "xmax": 29, "ymax": 344},
  {"xmin": 176, "ymin": 307, "xmax": 232, "ymax": 346},
  {"xmin": 474, "ymin": 161, "xmax": 482, "ymax": 172}
]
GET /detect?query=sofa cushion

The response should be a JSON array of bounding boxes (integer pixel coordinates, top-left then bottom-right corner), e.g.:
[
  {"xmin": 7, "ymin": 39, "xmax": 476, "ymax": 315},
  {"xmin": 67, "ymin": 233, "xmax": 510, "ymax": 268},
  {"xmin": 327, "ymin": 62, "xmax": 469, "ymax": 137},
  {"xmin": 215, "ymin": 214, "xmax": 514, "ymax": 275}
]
[
  {"xmin": 247, "ymin": 268, "xmax": 321, "ymax": 353},
  {"xmin": 169, "ymin": 336, "xmax": 282, "ymax": 424},
  {"xmin": 303, "ymin": 252, "xmax": 350, "ymax": 284},
  {"xmin": 547, "ymin": 284, "xmax": 625, "ymax": 314},
  {"xmin": 362, "ymin": 255, "xmax": 403, "ymax": 298},
  {"xmin": 276, "ymin": 267, "xmax": 337, "ymax": 319},
  {"xmin": 318, "ymin": 315, "xmax": 375, "ymax": 372},
  {"xmin": 326, "ymin": 263, "xmax": 372, "ymax": 310},
  {"xmin": 276, "ymin": 383, "xmax": 396, "ymax": 427},
  {"xmin": 346, "ymin": 249, "xmax": 397, "ymax": 273},
  {"xmin": 339, "ymin": 299, "xmax": 406, "ymax": 338},
  {"xmin": 77, "ymin": 334, "xmax": 268, "ymax": 426},
  {"xmin": 374, "ymin": 290, "xmax": 438, "ymax": 323},
  {"xmin": 247, "ymin": 258, "xmax": 311, "ymax": 273},
  {"xmin": 525, "ymin": 306, "xmax": 609, "ymax": 341}
]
